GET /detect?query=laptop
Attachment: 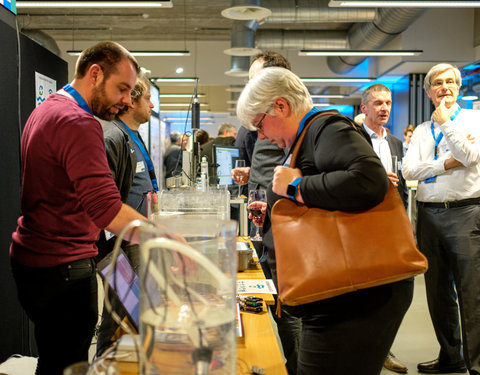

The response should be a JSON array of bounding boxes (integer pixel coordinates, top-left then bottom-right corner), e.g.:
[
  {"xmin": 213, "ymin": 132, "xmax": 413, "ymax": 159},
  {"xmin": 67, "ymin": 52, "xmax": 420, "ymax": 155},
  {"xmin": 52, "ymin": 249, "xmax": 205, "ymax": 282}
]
[{"xmin": 97, "ymin": 249, "xmax": 140, "ymax": 331}]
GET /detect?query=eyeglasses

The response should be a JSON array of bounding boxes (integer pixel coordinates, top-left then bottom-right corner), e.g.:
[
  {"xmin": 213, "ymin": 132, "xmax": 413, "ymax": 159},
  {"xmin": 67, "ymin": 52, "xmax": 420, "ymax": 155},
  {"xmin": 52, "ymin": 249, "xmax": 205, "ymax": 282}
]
[
  {"xmin": 254, "ymin": 112, "xmax": 268, "ymax": 132},
  {"xmin": 253, "ymin": 105, "xmax": 273, "ymax": 132},
  {"xmin": 430, "ymin": 79, "xmax": 458, "ymax": 89}
]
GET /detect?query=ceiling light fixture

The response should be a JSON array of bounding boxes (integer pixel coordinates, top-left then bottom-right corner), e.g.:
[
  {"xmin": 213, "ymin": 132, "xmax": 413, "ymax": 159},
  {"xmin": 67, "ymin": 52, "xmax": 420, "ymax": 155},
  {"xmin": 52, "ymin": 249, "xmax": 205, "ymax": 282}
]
[
  {"xmin": 301, "ymin": 77, "xmax": 374, "ymax": 83},
  {"xmin": 299, "ymin": 49, "xmax": 423, "ymax": 57},
  {"xmin": 153, "ymin": 77, "xmax": 197, "ymax": 83},
  {"xmin": 67, "ymin": 50, "xmax": 190, "ymax": 57},
  {"xmin": 16, "ymin": 1, "xmax": 173, "ymax": 8},
  {"xmin": 328, "ymin": 0, "xmax": 480, "ymax": 7},
  {"xmin": 311, "ymin": 94, "xmax": 348, "ymax": 99}
]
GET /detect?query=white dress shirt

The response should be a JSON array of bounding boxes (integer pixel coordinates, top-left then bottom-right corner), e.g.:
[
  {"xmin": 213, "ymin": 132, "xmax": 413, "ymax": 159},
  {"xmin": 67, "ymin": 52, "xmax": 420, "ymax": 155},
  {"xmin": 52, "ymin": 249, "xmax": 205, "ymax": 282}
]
[
  {"xmin": 362, "ymin": 124, "xmax": 393, "ymax": 172},
  {"xmin": 402, "ymin": 104, "xmax": 480, "ymax": 202}
]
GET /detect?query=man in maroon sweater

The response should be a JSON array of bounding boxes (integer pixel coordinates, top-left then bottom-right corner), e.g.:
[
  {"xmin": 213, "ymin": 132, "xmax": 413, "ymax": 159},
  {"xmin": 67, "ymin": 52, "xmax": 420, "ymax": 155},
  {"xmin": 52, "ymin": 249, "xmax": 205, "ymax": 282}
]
[{"xmin": 10, "ymin": 41, "xmax": 147, "ymax": 375}]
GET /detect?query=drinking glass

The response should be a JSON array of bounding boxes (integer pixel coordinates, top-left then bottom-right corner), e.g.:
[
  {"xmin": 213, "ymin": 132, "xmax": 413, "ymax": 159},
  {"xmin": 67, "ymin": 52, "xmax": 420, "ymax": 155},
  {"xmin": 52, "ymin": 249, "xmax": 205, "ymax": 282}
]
[
  {"xmin": 234, "ymin": 159, "xmax": 246, "ymax": 198},
  {"xmin": 391, "ymin": 155, "xmax": 398, "ymax": 175},
  {"xmin": 248, "ymin": 189, "xmax": 267, "ymax": 241}
]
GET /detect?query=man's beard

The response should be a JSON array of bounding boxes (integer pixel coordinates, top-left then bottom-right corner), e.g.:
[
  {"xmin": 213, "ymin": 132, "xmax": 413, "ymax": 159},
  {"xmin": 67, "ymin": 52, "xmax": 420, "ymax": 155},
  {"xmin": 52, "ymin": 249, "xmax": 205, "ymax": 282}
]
[{"xmin": 91, "ymin": 82, "xmax": 119, "ymax": 121}]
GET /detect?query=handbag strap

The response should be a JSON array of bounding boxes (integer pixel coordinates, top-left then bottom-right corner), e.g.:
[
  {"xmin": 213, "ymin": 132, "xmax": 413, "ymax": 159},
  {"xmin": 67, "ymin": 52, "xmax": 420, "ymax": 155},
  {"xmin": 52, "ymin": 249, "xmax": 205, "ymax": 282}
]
[{"xmin": 289, "ymin": 111, "xmax": 364, "ymax": 168}]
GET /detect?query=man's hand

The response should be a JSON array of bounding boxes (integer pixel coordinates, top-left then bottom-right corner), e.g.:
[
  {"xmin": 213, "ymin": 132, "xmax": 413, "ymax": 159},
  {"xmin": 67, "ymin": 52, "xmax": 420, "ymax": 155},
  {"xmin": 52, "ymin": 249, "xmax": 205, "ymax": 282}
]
[
  {"xmin": 231, "ymin": 167, "xmax": 250, "ymax": 185},
  {"xmin": 386, "ymin": 171, "xmax": 399, "ymax": 186},
  {"xmin": 272, "ymin": 166, "xmax": 302, "ymax": 197},
  {"xmin": 432, "ymin": 97, "xmax": 455, "ymax": 125},
  {"xmin": 444, "ymin": 156, "xmax": 463, "ymax": 170}
]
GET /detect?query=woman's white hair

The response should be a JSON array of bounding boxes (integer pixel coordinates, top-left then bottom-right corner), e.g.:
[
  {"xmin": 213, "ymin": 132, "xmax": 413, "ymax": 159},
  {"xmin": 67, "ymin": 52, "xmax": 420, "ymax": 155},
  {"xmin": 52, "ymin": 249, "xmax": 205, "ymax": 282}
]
[
  {"xmin": 236, "ymin": 67, "xmax": 313, "ymax": 130},
  {"xmin": 424, "ymin": 63, "xmax": 462, "ymax": 91}
]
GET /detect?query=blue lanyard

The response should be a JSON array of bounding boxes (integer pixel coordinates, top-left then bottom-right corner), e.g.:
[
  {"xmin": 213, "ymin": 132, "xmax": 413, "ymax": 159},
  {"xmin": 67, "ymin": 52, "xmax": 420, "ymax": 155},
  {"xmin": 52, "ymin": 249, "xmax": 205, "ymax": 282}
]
[
  {"xmin": 119, "ymin": 120, "xmax": 159, "ymax": 191},
  {"xmin": 283, "ymin": 107, "xmax": 321, "ymax": 166},
  {"xmin": 425, "ymin": 106, "xmax": 461, "ymax": 183},
  {"xmin": 62, "ymin": 84, "xmax": 93, "ymax": 116}
]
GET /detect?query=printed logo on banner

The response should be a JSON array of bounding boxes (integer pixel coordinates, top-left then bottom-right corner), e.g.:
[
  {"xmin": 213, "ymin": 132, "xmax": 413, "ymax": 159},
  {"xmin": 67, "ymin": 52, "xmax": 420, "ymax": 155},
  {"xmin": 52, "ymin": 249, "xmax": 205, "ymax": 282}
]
[
  {"xmin": 0, "ymin": 0, "xmax": 16, "ymax": 14},
  {"xmin": 35, "ymin": 72, "xmax": 57, "ymax": 108}
]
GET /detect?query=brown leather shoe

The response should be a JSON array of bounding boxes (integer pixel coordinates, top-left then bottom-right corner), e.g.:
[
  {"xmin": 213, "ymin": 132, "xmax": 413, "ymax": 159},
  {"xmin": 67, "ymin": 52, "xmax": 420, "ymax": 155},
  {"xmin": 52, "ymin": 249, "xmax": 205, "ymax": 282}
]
[{"xmin": 384, "ymin": 352, "xmax": 408, "ymax": 373}]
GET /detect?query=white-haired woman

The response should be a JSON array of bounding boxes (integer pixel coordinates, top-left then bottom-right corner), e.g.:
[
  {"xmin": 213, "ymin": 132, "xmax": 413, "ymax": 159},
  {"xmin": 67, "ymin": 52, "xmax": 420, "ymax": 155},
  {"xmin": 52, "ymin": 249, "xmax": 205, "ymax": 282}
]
[{"xmin": 237, "ymin": 67, "xmax": 414, "ymax": 375}]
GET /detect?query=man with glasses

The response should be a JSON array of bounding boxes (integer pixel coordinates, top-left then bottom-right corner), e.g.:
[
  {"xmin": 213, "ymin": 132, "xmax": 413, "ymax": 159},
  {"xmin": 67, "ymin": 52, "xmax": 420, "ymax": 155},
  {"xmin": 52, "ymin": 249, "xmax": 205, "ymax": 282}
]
[{"xmin": 403, "ymin": 63, "xmax": 480, "ymax": 375}]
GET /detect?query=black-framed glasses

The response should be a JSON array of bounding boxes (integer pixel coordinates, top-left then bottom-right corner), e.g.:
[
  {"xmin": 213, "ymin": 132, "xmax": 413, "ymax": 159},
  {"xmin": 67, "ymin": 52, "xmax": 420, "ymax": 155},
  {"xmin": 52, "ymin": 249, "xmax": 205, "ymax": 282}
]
[
  {"xmin": 253, "ymin": 105, "xmax": 272, "ymax": 132},
  {"xmin": 254, "ymin": 112, "xmax": 268, "ymax": 132}
]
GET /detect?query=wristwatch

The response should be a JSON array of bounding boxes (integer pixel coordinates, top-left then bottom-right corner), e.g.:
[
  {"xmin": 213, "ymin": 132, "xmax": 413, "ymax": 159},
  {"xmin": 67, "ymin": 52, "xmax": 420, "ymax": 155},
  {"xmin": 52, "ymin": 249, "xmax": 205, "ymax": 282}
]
[{"xmin": 287, "ymin": 177, "xmax": 302, "ymax": 201}]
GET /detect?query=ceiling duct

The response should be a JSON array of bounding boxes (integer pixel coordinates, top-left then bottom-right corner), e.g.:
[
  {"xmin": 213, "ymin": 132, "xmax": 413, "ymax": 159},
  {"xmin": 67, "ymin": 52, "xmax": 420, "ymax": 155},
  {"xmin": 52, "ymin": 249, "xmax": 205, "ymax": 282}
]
[
  {"xmin": 256, "ymin": 30, "xmax": 348, "ymax": 50},
  {"xmin": 262, "ymin": 0, "xmax": 375, "ymax": 23},
  {"xmin": 327, "ymin": 8, "xmax": 426, "ymax": 74},
  {"xmin": 21, "ymin": 29, "xmax": 61, "ymax": 56},
  {"xmin": 224, "ymin": 20, "xmax": 262, "ymax": 56},
  {"xmin": 221, "ymin": 0, "xmax": 271, "ymax": 20},
  {"xmin": 225, "ymin": 55, "xmax": 250, "ymax": 76}
]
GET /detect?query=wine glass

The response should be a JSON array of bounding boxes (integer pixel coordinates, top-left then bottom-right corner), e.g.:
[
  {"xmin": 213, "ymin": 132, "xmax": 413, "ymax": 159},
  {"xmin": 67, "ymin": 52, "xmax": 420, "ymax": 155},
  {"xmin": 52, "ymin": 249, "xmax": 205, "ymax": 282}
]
[
  {"xmin": 248, "ymin": 189, "xmax": 267, "ymax": 241},
  {"xmin": 234, "ymin": 159, "xmax": 246, "ymax": 198}
]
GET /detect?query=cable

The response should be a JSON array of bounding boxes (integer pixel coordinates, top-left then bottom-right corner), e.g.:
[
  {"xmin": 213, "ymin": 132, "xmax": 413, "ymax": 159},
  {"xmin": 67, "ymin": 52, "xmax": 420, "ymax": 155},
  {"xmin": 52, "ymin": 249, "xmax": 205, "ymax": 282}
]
[
  {"xmin": 15, "ymin": 17, "xmax": 22, "ymax": 181},
  {"xmin": 100, "ymin": 220, "xmax": 156, "ymax": 373}
]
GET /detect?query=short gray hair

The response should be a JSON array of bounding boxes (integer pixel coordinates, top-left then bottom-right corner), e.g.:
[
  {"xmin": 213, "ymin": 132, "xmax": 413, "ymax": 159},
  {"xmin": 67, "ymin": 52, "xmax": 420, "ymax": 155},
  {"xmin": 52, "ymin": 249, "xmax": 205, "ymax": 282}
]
[
  {"xmin": 361, "ymin": 84, "xmax": 391, "ymax": 106},
  {"xmin": 236, "ymin": 67, "xmax": 312, "ymax": 130},
  {"xmin": 217, "ymin": 123, "xmax": 236, "ymax": 135},
  {"xmin": 424, "ymin": 63, "xmax": 462, "ymax": 91}
]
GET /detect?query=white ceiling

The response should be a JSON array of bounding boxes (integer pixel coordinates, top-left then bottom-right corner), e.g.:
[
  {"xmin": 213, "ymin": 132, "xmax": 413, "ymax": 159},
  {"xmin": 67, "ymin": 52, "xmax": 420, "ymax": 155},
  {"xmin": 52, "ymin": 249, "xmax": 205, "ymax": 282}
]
[{"xmin": 16, "ymin": 1, "xmax": 480, "ymax": 130}]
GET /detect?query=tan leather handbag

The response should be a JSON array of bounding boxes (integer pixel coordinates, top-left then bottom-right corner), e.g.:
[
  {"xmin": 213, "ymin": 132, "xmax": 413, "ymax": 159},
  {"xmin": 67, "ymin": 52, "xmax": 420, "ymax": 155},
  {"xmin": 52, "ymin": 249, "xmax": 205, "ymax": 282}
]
[{"xmin": 271, "ymin": 114, "xmax": 427, "ymax": 306}]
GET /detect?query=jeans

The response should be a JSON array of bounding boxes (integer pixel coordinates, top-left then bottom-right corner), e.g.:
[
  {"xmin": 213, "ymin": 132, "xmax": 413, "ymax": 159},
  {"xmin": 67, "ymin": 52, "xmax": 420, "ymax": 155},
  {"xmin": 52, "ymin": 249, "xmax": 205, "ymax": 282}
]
[{"xmin": 11, "ymin": 257, "xmax": 98, "ymax": 375}]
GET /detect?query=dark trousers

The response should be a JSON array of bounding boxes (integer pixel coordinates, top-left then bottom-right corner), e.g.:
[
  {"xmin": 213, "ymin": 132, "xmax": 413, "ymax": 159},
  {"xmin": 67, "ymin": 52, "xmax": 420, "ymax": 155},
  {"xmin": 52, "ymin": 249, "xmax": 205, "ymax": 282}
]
[
  {"xmin": 417, "ymin": 204, "xmax": 480, "ymax": 372},
  {"xmin": 11, "ymin": 258, "xmax": 98, "ymax": 375},
  {"xmin": 296, "ymin": 279, "xmax": 413, "ymax": 375}
]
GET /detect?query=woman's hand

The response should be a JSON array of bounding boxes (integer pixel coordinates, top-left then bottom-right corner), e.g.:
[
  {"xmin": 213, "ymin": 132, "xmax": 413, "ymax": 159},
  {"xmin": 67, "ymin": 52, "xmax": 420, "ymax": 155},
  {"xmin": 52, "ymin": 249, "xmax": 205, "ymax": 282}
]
[
  {"xmin": 248, "ymin": 201, "xmax": 267, "ymax": 227},
  {"xmin": 272, "ymin": 166, "xmax": 303, "ymax": 199}
]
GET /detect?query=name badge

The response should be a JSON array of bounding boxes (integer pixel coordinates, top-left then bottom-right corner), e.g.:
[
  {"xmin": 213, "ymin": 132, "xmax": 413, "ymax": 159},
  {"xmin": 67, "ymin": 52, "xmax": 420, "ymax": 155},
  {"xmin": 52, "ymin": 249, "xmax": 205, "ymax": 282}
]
[
  {"xmin": 136, "ymin": 161, "xmax": 146, "ymax": 173},
  {"xmin": 284, "ymin": 154, "xmax": 292, "ymax": 167},
  {"xmin": 104, "ymin": 230, "xmax": 115, "ymax": 241}
]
